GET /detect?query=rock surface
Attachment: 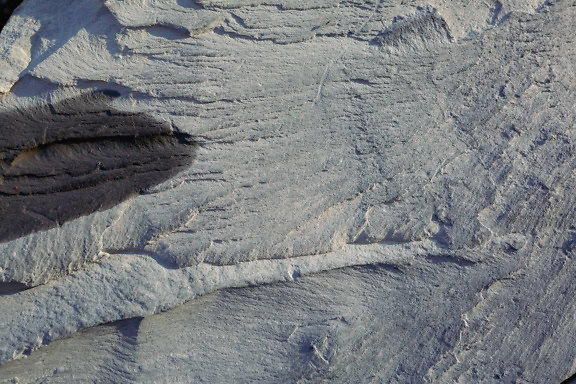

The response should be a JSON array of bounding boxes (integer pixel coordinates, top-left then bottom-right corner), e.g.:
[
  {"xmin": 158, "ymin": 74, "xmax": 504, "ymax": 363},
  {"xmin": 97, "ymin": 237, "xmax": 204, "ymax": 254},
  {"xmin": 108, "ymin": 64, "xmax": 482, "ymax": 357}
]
[{"xmin": 1, "ymin": 0, "xmax": 576, "ymax": 382}]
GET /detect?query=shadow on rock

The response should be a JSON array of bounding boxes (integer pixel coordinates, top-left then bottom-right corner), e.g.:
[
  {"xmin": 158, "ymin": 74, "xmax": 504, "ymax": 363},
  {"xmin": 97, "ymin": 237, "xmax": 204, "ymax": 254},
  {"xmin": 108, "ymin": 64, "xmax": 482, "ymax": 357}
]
[{"xmin": 0, "ymin": 90, "xmax": 196, "ymax": 242}]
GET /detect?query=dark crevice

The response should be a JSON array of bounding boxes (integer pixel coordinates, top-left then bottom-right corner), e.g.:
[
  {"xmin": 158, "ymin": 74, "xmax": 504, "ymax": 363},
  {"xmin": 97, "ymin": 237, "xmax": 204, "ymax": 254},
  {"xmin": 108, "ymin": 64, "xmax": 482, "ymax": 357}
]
[
  {"xmin": 561, "ymin": 370, "xmax": 576, "ymax": 384},
  {"xmin": 352, "ymin": 263, "xmax": 405, "ymax": 275},
  {"xmin": 116, "ymin": 316, "xmax": 143, "ymax": 340},
  {"xmin": 0, "ymin": 90, "xmax": 196, "ymax": 242},
  {"xmin": 0, "ymin": 0, "xmax": 23, "ymax": 33},
  {"xmin": 425, "ymin": 254, "xmax": 477, "ymax": 267},
  {"xmin": 146, "ymin": 24, "xmax": 191, "ymax": 40}
]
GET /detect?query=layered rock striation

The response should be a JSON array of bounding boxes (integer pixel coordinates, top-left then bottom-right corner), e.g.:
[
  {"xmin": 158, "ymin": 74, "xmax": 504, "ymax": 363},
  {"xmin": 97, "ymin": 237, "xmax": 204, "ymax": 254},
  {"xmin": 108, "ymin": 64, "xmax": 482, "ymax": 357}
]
[{"xmin": 0, "ymin": 0, "xmax": 575, "ymax": 382}]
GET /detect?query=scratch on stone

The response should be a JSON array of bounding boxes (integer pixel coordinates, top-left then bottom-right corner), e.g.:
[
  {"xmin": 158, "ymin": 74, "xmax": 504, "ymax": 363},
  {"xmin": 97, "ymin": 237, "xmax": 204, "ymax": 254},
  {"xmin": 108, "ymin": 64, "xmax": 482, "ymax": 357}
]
[{"xmin": 313, "ymin": 60, "xmax": 334, "ymax": 105}]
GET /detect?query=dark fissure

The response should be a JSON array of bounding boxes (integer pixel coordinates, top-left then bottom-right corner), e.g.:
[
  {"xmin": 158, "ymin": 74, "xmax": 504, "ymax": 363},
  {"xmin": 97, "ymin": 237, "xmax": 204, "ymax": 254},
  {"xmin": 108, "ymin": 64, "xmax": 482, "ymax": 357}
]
[{"xmin": 0, "ymin": 0, "xmax": 23, "ymax": 32}]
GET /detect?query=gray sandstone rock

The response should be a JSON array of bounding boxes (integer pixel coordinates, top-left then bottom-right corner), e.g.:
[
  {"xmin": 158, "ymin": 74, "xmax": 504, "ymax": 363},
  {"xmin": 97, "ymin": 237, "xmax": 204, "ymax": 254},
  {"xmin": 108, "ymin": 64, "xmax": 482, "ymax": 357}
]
[{"xmin": 0, "ymin": 0, "xmax": 575, "ymax": 382}]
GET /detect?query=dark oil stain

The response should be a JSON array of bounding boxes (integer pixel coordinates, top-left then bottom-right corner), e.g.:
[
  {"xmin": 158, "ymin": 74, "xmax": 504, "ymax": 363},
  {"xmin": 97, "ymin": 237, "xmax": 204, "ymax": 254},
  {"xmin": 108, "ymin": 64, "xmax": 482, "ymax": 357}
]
[{"xmin": 0, "ymin": 91, "xmax": 196, "ymax": 242}]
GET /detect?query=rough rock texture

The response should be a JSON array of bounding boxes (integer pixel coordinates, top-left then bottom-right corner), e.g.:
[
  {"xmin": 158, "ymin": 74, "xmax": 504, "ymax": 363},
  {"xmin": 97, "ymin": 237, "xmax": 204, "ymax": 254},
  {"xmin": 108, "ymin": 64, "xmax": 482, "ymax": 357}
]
[{"xmin": 0, "ymin": 0, "xmax": 575, "ymax": 382}]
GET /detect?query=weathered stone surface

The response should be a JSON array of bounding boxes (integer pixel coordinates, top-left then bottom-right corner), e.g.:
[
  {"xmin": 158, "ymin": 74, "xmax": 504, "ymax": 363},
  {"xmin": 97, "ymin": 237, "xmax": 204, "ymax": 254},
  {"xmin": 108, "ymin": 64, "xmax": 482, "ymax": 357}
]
[
  {"xmin": 2, "ymin": 250, "xmax": 576, "ymax": 383},
  {"xmin": 0, "ymin": 0, "xmax": 575, "ymax": 382}
]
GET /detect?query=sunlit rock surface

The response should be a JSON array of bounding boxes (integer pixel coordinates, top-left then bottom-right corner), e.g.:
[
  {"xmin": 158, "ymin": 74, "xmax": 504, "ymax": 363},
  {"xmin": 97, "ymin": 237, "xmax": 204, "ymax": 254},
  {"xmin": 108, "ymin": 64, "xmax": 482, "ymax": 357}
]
[{"xmin": 1, "ymin": 0, "xmax": 575, "ymax": 382}]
